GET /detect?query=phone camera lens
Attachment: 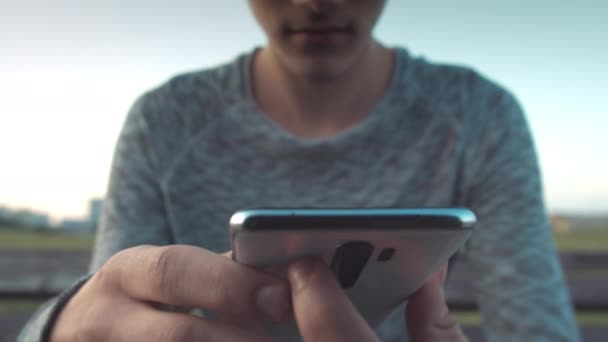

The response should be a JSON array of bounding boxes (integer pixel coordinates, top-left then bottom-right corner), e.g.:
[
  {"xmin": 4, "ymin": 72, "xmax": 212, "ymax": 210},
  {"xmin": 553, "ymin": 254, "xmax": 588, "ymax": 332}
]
[{"xmin": 377, "ymin": 248, "xmax": 396, "ymax": 262}]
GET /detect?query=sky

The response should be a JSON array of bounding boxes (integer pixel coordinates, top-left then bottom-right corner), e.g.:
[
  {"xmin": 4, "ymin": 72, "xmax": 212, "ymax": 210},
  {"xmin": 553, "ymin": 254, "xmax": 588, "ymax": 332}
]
[{"xmin": 1, "ymin": 0, "xmax": 607, "ymax": 220}]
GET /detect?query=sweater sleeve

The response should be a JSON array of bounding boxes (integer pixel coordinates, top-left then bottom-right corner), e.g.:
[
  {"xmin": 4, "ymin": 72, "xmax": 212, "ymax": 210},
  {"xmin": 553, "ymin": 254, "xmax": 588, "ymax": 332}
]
[
  {"xmin": 18, "ymin": 94, "xmax": 174, "ymax": 341},
  {"xmin": 90, "ymin": 92, "xmax": 174, "ymax": 271},
  {"xmin": 462, "ymin": 89, "xmax": 580, "ymax": 341}
]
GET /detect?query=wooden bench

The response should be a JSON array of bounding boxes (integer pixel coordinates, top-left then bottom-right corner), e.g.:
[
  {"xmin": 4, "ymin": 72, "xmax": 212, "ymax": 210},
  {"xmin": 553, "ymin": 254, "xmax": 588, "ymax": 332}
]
[
  {"xmin": 1, "ymin": 250, "xmax": 607, "ymax": 341},
  {"xmin": 446, "ymin": 252, "xmax": 608, "ymax": 311},
  {"xmin": 444, "ymin": 252, "xmax": 608, "ymax": 341}
]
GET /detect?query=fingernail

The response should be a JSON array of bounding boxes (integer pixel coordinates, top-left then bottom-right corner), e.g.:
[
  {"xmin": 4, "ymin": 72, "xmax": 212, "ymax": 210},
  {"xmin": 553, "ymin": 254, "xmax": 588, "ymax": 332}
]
[
  {"xmin": 288, "ymin": 258, "xmax": 317, "ymax": 289},
  {"xmin": 256, "ymin": 283, "xmax": 291, "ymax": 322},
  {"xmin": 440, "ymin": 264, "xmax": 448, "ymax": 285}
]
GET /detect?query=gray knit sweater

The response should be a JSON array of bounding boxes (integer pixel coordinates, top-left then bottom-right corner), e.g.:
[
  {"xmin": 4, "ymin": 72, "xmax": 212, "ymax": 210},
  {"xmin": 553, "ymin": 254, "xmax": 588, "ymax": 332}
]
[{"xmin": 20, "ymin": 48, "xmax": 579, "ymax": 341}]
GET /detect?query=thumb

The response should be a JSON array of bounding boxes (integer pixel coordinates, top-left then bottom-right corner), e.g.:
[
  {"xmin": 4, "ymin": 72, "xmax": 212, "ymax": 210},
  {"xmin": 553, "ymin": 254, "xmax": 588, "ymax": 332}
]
[
  {"xmin": 406, "ymin": 265, "xmax": 468, "ymax": 342},
  {"xmin": 288, "ymin": 257, "xmax": 379, "ymax": 342}
]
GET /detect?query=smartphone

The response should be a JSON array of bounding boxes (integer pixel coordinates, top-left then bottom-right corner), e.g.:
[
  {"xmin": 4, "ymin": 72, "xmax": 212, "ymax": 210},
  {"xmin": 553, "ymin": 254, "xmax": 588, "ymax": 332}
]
[{"xmin": 230, "ymin": 208, "xmax": 475, "ymax": 336}]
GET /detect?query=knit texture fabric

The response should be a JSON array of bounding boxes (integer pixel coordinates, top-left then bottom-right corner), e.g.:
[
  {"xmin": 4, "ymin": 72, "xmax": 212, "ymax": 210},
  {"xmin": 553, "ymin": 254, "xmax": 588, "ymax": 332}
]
[{"xmin": 20, "ymin": 48, "xmax": 579, "ymax": 341}]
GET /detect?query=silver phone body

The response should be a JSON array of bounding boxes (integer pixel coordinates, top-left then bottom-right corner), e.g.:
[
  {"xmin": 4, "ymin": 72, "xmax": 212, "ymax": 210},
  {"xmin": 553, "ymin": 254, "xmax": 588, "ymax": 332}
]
[{"xmin": 230, "ymin": 208, "xmax": 475, "ymax": 337}]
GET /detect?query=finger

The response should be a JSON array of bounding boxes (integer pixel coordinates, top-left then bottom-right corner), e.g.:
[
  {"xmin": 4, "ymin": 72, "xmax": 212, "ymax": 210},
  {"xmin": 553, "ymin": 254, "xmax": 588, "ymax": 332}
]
[
  {"xmin": 109, "ymin": 303, "xmax": 273, "ymax": 342},
  {"xmin": 225, "ymin": 249, "xmax": 290, "ymax": 279},
  {"xmin": 406, "ymin": 265, "xmax": 468, "ymax": 342},
  {"xmin": 288, "ymin": 257, "xmax": 379, "ymax": 342},
  {"xmin": 108, "ymin": 245, "xmax": 291, "ymax": 322}
]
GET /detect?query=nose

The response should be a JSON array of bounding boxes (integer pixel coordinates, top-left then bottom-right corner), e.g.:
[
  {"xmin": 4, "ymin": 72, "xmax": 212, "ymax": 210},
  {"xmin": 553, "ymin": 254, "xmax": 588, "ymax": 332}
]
[{"xmin": 291, "ymin": 0, "xmax": 345, "ymax": 11}]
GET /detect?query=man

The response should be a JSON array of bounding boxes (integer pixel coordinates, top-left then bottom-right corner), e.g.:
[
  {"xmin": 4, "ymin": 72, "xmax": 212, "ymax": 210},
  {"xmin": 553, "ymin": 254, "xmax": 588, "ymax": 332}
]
[{"xmin": 21, "ymin": 0, "xmax": 579, "ymax": 341}]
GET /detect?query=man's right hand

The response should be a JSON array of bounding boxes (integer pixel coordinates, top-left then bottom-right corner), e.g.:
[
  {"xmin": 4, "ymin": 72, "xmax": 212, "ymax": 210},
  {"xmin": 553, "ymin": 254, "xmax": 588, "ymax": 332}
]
[{"xmin": 49, "ymin": 245, "xmax": 290, "ymax": 341}]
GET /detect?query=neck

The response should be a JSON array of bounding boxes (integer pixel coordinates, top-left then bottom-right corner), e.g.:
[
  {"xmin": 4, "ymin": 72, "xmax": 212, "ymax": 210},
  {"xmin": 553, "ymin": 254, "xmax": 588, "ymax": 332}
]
[{"xmin": 252, "ymin": 41, "xmax": 395, "ymax": 139}]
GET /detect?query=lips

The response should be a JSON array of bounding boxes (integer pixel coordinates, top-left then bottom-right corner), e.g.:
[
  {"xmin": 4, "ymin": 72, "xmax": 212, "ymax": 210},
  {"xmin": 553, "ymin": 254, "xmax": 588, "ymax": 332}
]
[
  {"xmin": 289, "ymin": 26, "xmax": 352, "ymax": 35},
  {"xmin": 287, "ymin": 25, "xmax": 353, "ymax": 44},
  {"xmin": 284, "ymin": 22, "xmax": 354, "ymax": 48}
]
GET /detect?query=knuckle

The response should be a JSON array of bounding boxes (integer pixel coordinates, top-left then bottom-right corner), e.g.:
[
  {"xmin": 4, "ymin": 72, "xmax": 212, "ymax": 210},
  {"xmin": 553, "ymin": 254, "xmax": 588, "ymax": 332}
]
[
  {"xmin": 105, "ymin": 247, "xmax": 131, "ymax": 269},
  {"xmin": 206, "ymin": 268, "xmax": 232, "ymax": 307},
  {"xmin": 149, "ymin": 246, "xmax": 183, "ymax": 299},
  {"xmin": 97, "ymin": 247, "xmax": 139, "ymax": 288},
  {"xmin": 89, "ymin": 267, "xmax": 114, "ymax": 291}
]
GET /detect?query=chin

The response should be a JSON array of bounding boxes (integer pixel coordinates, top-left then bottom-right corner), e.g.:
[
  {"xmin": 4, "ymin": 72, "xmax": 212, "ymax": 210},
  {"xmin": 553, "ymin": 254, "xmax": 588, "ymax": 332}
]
[
  {"xmin": 272, "ymin": 39, "xmax": 368, "ymax": 82},
  {"xmin": 293, "ymin": 55, "xmax": 357, "ymax": 83}
]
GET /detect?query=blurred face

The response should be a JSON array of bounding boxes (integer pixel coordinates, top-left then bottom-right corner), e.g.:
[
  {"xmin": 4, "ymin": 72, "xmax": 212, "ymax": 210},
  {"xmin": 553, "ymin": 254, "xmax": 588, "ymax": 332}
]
[{"xmin": 248, "ymin": 0, "xmax": 387, "ymax": 81}]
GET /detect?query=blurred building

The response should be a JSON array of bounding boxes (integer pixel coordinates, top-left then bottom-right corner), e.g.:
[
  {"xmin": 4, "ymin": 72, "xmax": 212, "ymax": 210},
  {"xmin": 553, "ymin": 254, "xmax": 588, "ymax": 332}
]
[
  {"xmin": 0, "ymin": 206, "xmax": 11, "ymax": 223},
  {"xmin": 88, "ymin": 198, "xmax": 103, "ymax": 228},
  {"xmin": 60, "ymin": 198, "xmax": 103, "ymax": 234},
  {"xmin": 61, "ymin": 218, "xmax": 93, "ymax": 233},
  {"xmin": 0, "ymin": 206, "xmax": 50, "ymax": 230}
]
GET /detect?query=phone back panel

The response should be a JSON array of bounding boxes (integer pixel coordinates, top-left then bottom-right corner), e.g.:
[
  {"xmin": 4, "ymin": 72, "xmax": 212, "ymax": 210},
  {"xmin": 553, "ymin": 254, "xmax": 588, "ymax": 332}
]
[
  {"xmin": 230, "ymin": 208, "xmax": 474, "ymax": 338},
  {"xmin": 233, "ymin": 228, "xmax": 471, "ymax": 327}
]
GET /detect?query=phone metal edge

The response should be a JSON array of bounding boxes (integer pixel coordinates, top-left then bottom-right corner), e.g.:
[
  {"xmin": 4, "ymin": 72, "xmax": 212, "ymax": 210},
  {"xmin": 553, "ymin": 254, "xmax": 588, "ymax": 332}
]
[{"xmin": 230, "ymin": 208, "xmax": 476, "ymax": 233}]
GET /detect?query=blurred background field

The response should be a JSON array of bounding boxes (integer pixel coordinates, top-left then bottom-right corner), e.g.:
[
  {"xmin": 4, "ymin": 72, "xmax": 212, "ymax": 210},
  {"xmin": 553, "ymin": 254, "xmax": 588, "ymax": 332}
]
[
  {"xmin": 0, "ymin": 226, "xmax": 94, "ymax": 250},
  {"xmin": 3, "ymin": 219, "xmax": 608, "ymax": 251},
  {"xmin": 554, "ymin": 229, "xmax": 608, "ymax": 252}
]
